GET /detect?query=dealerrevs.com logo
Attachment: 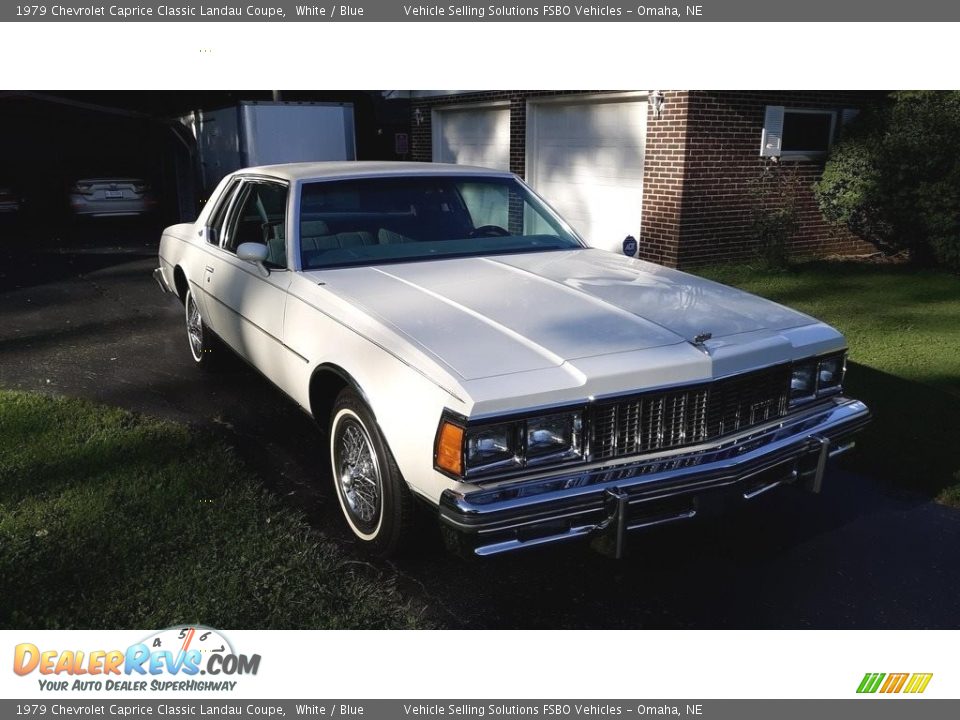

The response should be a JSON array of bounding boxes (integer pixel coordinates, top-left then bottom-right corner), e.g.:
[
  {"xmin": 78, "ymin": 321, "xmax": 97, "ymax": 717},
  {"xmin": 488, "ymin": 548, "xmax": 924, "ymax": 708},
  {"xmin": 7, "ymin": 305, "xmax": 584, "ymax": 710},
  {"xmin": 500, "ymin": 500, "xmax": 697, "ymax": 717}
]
[
  {"xmin": 13, "ymin": 626, "xmax": 261, "ymax": 692},
  {"xmin": 857, "ymin": 673, "xmax": 933, "ymax": 694}
]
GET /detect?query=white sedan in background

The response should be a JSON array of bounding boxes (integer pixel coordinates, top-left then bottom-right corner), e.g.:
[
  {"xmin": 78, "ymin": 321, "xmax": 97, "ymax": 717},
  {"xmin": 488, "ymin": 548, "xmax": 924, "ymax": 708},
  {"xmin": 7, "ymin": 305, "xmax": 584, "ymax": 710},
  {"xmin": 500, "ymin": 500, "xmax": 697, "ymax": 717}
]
[
  {"xmin": 70, "ymin": 177, "xmax": 158, "ymax": 217},
  {"xmin": 0, "ymin": 184, "xmax": 24, "ymax": 213},
  {"xmin": 155, "ymin": 162, "xmax": 870, "ymax": 558}
]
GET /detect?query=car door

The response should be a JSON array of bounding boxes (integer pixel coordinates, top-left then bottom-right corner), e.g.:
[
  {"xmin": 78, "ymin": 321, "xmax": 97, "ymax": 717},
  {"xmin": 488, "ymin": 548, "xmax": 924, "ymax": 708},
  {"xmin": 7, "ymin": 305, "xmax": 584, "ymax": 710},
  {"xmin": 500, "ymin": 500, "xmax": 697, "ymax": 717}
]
[
  {"xmin": 207, "ymin": 177, "xmax": 293, "ymax": 378},
  {"xmin": 196, "ymin": 177, "xmax": 243, "ymax": 328}
]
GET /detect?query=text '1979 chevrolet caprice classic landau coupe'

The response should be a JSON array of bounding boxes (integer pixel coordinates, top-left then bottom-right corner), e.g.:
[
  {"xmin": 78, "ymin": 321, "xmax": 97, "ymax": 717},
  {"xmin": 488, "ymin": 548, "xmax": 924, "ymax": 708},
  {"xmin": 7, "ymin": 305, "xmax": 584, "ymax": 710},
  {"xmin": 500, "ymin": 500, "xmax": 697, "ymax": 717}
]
[{"xmin": 155, "ymin": 162, "xmax": 870, "ymax": 558}]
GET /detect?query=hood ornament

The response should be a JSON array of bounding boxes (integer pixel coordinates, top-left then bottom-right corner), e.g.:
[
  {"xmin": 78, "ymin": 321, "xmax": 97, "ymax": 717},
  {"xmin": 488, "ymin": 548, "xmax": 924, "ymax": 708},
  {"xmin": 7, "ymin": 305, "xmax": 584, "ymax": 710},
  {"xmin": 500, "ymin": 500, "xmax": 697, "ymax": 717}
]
[{"xmin": 690, "ymin": 332, "xmax": 713, "ymax": 355}]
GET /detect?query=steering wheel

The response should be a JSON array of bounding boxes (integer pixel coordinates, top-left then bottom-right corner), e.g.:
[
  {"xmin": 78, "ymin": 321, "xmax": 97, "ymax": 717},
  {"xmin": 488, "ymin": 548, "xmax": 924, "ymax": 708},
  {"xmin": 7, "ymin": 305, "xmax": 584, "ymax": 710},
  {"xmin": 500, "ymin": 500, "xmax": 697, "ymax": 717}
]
[{"xmin": 469, "ymin": 224, "xmax": 511, "ymax": 238}]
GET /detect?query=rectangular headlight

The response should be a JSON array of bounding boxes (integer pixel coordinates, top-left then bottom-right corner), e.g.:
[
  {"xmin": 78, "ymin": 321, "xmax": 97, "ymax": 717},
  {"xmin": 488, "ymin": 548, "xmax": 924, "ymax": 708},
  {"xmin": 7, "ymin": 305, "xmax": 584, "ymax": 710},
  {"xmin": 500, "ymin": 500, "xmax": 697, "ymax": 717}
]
[
  {"xmin": 465, "ymin": 423, "xmax": 520, "ymax": 474},
  {"xmin": 790, "ymin": 352, "xmax": 847, "ymax": 406},
  {"xmin": 436, "ymin": 408, "xmax": 587, "ymax": 479},
  {"xmin": 525, "ymin": 412, "xmax": 583, "ymax": 465},
  {"xmin": 790, "ymin": 360, "xmax": 818, "ymax": 401},
  {"xmin": 818, "ymin": 353, "xmax": 846, "ymax": 390}
]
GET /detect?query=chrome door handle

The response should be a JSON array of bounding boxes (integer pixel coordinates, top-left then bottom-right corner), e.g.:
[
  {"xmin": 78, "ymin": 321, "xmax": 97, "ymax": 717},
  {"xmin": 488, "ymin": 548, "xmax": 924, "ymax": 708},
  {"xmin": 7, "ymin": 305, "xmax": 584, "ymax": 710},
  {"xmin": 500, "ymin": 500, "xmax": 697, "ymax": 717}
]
[{"xmin": 205, "ymin": 266, "xmax": 215, "ymax": 273}]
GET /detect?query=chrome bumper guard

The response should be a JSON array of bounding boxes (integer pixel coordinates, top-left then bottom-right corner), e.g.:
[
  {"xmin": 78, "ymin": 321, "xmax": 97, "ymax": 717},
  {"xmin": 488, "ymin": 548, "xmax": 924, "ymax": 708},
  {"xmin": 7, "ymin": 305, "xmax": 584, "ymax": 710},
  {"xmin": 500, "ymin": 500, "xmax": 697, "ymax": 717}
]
[
  {"xmin": 153, "ymin": 267, "xmax": 172, "ymax": 294},
  {"xmin": 438, "ymin": 397, "xmax": 871, "ymax": 558}
]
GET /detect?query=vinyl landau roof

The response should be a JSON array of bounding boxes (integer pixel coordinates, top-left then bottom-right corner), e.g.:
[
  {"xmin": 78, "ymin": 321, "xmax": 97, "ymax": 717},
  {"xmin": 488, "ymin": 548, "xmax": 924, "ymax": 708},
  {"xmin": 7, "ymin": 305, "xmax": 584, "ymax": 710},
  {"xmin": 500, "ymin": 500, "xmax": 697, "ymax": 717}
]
[{"xmin": 240, "ymin": 161, "xmax": 516, "ymax": 182}]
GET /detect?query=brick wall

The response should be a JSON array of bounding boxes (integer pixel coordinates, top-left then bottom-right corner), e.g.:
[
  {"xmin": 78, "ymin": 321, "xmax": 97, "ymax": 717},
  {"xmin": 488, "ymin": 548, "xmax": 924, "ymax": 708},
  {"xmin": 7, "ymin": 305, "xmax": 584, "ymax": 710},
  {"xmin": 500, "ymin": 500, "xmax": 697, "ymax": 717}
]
[
  {"xmin": 676, "ymin": 90, "xmax": 880, "ymax": 266},
  {"xmin": 637, "ymin": 90, "xmax": 689, "ymax": 267},
  {"xmin": 408, "ymin": 90, "xmax": 882, "ymax": 268}
]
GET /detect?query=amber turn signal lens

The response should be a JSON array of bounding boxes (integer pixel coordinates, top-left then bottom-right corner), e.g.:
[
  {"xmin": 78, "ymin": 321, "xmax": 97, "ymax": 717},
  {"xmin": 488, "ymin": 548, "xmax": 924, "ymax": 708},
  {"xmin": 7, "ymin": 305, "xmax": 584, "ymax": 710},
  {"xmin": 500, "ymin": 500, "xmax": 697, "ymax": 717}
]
[{"xmin": 436, "ymin": 421, "xmax": 465, "ymax": 476}]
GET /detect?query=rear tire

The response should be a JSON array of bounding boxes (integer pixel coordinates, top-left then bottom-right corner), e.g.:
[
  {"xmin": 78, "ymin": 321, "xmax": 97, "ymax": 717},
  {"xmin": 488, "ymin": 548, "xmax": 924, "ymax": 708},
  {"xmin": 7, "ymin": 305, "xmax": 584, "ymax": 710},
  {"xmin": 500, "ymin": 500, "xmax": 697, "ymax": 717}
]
[
  {"xmin": 329, "ymin": 388, "xmax": 414, "ymax": 557},
  {"xmin": 184, "ymin": 288, "xmax": 223, "ymax": 369}
]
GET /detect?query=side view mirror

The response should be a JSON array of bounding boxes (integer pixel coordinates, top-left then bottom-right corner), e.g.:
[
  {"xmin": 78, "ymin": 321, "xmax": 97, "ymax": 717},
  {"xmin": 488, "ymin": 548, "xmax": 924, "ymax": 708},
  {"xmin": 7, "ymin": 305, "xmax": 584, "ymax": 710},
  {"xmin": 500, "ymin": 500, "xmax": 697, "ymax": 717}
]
[{"xmin": 237, "ymin": 242, "xmax": 270, "ymax": 275}]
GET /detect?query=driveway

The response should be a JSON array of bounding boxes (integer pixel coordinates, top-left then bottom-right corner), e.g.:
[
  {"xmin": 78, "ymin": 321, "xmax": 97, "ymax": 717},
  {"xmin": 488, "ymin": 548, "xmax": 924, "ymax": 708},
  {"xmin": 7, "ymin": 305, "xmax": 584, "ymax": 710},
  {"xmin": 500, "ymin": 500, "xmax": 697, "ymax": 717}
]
[{"xmin": 2, "ymin": 219, "xmax": 959, "ymax": 629}]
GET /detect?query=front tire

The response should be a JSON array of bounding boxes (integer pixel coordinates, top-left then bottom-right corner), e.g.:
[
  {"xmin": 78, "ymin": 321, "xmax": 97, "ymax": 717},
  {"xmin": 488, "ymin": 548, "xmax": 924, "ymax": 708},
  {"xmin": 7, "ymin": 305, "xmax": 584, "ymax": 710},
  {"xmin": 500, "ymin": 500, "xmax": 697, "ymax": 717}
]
[
  {"xmin": 329, "ymin": 388, "xmax": 414, "ymax": 557},
  {"xmin": 184, "ymin": 288, "xmax": 222, "ymax": 369}
]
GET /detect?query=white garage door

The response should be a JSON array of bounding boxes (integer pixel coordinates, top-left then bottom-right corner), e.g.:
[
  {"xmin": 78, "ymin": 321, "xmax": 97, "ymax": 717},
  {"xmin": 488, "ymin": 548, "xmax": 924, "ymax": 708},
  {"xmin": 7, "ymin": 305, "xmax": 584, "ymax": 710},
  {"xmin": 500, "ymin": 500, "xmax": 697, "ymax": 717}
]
[
  {"xmin": 433, "ymin": 106, "xmax": 511, "ymax": 171},
  {"xmin": 527, "ymin": 96, "xmax": 646, "ymax": 254}
]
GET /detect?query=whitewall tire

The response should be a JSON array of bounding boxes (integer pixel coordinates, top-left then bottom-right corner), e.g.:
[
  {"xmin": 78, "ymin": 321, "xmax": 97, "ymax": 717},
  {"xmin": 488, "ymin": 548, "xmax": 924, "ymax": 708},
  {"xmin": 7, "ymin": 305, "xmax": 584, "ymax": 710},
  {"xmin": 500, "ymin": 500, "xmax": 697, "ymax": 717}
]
[{"xmin": 329, "ymin": 388, "xmax": 414, "ymax": 556}]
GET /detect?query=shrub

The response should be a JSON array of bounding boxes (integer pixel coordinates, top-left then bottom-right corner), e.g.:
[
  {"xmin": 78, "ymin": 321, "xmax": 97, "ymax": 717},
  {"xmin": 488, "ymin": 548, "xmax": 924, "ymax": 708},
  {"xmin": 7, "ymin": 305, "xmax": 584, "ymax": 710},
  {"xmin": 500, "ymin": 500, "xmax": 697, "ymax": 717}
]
[
  {"xmin": 814, "ymin": 91, "xmax": 960, "ymax": 271},
  {"xmin": 747, "ymin": 163, "xmax": 802, "ymax": 268}
]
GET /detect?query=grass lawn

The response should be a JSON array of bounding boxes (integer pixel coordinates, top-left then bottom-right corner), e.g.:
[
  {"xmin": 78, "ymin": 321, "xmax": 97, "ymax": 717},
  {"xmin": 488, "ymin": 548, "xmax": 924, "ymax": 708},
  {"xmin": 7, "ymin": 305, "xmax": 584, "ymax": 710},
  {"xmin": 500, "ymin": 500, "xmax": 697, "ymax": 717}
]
[
  {"xmin": 697, "ymin": 260, "xmax": 960, "ymax": 505},
  {"xmin": 0, "ymin": 391, "xmax": 429, "ymax": 629}
]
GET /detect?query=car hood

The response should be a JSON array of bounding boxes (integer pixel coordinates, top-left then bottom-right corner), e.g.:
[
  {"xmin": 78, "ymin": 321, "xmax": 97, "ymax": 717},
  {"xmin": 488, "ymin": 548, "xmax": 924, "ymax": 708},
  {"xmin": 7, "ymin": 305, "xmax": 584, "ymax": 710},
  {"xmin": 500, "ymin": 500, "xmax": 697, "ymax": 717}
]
[{"xmin": 306, "ymin": 249, "xmax": 822, "ymax": 382}]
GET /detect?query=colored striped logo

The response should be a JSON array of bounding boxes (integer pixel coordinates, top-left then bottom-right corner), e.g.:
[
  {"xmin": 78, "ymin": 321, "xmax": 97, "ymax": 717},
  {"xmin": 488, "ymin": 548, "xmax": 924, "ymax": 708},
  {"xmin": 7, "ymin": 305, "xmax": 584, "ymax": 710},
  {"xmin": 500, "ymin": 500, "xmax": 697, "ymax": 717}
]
[{"xmin": 857, "ymin": 672, "xmax": 933, "ymax": 694}]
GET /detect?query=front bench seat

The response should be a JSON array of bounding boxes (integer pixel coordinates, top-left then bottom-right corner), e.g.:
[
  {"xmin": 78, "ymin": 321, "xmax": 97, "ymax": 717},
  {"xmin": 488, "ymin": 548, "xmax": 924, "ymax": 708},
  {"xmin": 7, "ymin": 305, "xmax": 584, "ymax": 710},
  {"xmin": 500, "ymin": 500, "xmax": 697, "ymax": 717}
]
[
  {"xmin": 266, "ymin": 236, "xmax": 287, "ymax": 267},
  {"xmin": 301, "ymin": 230, "xmax": 377, "ymax": 252},
  {"xmin": 377, "ymin": 228, "xmax": 418, "ymax": 245}
]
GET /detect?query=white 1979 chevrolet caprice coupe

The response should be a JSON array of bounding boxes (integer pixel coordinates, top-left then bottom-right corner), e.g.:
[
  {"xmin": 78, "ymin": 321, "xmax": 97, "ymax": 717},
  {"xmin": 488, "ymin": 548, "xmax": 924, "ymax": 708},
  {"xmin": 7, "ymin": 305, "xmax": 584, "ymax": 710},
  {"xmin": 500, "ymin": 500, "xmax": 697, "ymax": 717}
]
[{"xmin": 155, "ymin": 162, "xmax": 870, "ymax": 558}]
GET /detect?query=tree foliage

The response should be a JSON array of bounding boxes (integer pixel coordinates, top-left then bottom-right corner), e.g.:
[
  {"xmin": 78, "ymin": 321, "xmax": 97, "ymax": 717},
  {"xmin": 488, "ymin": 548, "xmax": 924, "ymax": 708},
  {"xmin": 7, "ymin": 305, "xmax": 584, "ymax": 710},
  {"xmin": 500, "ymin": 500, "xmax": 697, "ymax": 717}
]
[{"xmin": 814, "ymin": 91, "xmax": 960, "ymax": 271}]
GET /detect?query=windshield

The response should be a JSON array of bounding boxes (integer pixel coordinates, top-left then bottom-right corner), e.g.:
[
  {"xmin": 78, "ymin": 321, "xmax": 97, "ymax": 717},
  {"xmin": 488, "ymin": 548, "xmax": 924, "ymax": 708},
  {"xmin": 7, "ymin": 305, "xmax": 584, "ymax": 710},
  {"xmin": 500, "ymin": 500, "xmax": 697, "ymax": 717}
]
[{"xmin": 298, "ymin": 175, "xmax": 583, "ymax": 270}]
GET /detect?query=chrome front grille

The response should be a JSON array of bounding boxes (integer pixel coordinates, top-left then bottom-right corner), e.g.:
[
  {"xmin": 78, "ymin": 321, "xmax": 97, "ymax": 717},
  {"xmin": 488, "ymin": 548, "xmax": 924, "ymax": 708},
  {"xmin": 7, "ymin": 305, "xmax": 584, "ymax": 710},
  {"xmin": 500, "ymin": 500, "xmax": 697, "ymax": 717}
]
[{"xmin": 590, "ymin": 365, "xmax": 792, "ymax": 461}]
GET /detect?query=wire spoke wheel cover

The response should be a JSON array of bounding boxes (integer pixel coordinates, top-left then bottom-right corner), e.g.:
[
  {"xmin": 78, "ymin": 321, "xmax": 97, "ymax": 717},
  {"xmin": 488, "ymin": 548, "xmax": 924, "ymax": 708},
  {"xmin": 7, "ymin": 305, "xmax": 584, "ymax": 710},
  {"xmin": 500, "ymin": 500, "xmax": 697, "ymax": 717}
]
[
  {"xmin": 327, "ymin": 388, "xmax": 415, "ymax": 556},
  {"xmin": 332, "ymin": 411, "xmax": 384, "ymax": 536},
  {"xmin": 186, "ymin": 292, "xmax": 204, "ymax": 361}
]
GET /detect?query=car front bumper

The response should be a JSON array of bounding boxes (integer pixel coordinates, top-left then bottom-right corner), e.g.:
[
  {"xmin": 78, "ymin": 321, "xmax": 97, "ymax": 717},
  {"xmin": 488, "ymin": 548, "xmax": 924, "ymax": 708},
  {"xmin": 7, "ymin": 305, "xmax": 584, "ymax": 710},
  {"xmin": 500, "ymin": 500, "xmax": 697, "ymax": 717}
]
[{"xmin": 438, "ymin": 396, "xmax": 871, "ymax": 557}]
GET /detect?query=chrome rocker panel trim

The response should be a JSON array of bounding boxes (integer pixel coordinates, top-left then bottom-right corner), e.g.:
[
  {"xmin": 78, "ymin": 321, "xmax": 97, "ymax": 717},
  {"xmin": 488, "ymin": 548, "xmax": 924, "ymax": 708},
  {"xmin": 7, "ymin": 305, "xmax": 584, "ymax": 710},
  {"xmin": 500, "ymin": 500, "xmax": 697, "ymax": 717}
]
[
  {"xmin": 438, "ymin": 397, "xmax": 871, "ymax": 557},
  {"xmin": 153, "ymin": 267, "xmax": 173, "ymax": 294}
]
